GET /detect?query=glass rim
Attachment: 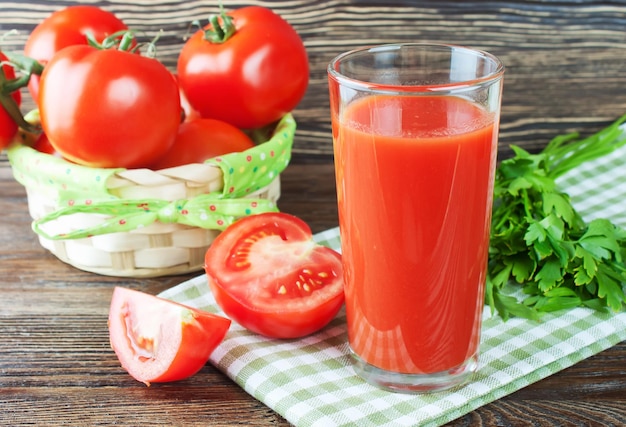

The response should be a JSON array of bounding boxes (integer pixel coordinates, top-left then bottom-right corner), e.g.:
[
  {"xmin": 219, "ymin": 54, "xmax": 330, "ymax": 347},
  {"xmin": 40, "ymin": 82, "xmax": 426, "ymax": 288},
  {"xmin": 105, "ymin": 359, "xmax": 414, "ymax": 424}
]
[{"xmin": 327, "ymin": 42, "xmax": 505, "ymax": 94}]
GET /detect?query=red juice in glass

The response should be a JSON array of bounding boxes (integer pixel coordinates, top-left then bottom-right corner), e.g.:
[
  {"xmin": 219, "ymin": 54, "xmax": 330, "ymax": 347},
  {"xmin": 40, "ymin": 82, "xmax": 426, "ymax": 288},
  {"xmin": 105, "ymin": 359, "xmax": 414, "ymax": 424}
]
[
  {"xmin": 335, "ymin": 94, "xmax": 497, "ymax": 372},
  {"xmin": 328, "ymin": 44, "xmax": 504, "ymax": 392}
]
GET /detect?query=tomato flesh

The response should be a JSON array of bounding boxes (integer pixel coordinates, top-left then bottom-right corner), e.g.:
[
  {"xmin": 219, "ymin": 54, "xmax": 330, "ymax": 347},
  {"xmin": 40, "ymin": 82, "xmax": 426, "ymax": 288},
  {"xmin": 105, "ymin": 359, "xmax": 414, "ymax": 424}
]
[
  {"xmin": 204, "ymin": 212, "xmax": 345, "ymax": 339},
  {"xmin": 108, "ymin": 287, "xmax": 231, "ymax": 386}
]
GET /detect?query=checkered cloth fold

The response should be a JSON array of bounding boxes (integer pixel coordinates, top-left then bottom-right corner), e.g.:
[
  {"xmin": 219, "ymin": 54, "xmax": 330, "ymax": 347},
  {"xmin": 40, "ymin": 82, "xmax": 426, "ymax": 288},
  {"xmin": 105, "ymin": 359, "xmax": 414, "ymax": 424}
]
[{"xmin": 160, "ymin": 141, "xmax": 626, "ymax": 427}]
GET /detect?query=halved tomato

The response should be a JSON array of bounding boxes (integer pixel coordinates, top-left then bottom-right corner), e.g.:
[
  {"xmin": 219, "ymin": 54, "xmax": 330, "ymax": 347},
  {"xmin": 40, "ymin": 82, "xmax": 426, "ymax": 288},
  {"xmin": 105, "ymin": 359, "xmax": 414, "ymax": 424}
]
[
  {"xmin": 108, "ymin": 287, "xmax": 231, "ymax": 386},
  {"xmin": 204, "ymin": 212, "xmax": 344, "ymax": 339}
]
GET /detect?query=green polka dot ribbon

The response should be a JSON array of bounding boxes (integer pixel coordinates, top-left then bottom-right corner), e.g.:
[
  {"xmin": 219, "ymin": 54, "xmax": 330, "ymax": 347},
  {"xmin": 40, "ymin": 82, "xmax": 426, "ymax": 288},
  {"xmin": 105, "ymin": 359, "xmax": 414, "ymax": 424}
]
[
  {"xmin": 208, "ymin": 115, "xmax": 294, "ymax": 198},
  {"xmin": 8, "ymin": 114, "xmax": 295, "ymax": 240},
  {"xmin": 31, "ymin": 195, "xmax": 279, "ymax": 240}
]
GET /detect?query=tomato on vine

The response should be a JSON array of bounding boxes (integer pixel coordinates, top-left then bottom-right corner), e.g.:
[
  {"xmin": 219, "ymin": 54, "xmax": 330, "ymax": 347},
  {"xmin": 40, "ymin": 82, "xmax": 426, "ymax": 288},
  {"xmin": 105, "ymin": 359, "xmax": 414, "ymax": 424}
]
[
  {"xmin": 38, "ymin": 39, "xmax": 181, "ymax": 168},
  {"xmin": 0, "ymin": 52, "xmax": 22, "ymax": 150},
  {"xmin": 24, "ymin": 5, "xmax": 129, "ymax": 101},
  {"xmin": 177, "ymin": 6, "xmax": 309, "ymax": 129}
]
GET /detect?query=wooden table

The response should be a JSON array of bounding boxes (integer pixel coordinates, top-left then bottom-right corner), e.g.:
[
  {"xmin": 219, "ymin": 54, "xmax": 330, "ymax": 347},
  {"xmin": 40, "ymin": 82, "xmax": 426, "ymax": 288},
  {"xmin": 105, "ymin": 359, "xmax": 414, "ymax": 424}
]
[{"xmin": 1, "ymin": 1, "xmax": 626, "ymax": 425}]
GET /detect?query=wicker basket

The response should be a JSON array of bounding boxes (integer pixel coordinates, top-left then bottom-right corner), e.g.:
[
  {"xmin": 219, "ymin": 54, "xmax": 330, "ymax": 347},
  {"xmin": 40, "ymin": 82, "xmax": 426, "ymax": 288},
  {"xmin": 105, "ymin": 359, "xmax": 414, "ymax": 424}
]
[{"xmin": 7, "ymin": 114, "xmax": 295, "ymax": 278}]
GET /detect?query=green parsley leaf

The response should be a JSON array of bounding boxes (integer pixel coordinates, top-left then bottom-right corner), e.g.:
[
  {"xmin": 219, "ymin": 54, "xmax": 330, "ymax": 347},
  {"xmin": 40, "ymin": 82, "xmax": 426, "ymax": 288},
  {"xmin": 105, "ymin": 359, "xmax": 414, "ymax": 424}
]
[{"xmin": 488, "ymin": 115, "xmax": 626, "ymax": 320}]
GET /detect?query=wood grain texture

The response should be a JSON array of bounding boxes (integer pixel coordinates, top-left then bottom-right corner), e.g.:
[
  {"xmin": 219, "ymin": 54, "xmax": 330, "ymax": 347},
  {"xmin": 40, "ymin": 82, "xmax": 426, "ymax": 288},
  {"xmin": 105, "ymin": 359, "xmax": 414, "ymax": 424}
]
[
  {"xmin": 1, "ymin": 1, "xmax": 626, "ymax": 426},
  {"xmin": 1, "ymin": 0, "xmax": 626, "ymax": 164}
]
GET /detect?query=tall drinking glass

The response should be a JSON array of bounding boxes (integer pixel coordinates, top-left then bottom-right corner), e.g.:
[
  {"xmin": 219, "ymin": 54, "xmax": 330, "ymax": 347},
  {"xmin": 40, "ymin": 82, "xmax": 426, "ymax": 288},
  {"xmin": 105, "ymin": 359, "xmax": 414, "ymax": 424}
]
[{"xmin": 328, "ymin": 43, "xmax": 504, "ymax": 393}]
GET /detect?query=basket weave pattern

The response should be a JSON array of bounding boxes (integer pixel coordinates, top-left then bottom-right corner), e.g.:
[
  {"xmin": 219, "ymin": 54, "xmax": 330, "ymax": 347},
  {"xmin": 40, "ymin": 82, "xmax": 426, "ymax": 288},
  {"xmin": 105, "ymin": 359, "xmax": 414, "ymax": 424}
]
[{"xmin": 8, "ymin": 114, "xmax": 295, "ymax": 277}]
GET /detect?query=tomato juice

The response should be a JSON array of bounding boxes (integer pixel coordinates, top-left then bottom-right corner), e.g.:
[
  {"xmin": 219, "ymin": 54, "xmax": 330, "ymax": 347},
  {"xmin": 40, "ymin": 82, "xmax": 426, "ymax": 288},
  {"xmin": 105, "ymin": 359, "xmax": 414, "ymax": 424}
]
[{"xmin": 332, "ymin": 94, "xmax": 498, "ymax": 375}]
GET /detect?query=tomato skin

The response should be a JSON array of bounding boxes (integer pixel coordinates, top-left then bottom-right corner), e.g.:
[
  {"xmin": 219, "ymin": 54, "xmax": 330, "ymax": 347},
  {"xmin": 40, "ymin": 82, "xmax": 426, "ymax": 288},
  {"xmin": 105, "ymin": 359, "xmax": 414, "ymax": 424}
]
[
  {"xmin": 151, "ymin": 118, "xmax": 255, "ymax": 169},
  {"xmin": 172, "ymin": 73, "xmax": 201, "ymax": 122},
  {"xmin": 38, "ymin": 45, "xmax": 181, "ymax": 168},
  {"xmin": 205, "ymin": 212, "xmax": 345, "ymax": 339},
  {"xmin": 24, "ymin": 5, "xmax": 128, "ymax": 101},
  {"xmin": 32, "ymin": 132, "xmax": 63, "ymax": 158},
  {"xmin": 108, "ymin": 287, "xmax": 231, "ymax": 386},
  {"xmin": 177, "ymin": 6, "xmax": 309, "ymax": 129},
  {"xmin": 0, "ymin": 52, "xmax": 22, "ymax": 150},
  {"xmin": 210, "ymin": 277, "xmax": 345, "ymax": 339}
]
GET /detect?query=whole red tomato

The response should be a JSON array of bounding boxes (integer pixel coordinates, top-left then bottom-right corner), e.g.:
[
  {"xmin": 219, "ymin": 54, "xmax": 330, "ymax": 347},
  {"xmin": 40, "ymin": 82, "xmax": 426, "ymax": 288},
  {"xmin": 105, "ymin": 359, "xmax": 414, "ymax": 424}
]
[
  {"xmin": 0, "ymin": 52, "xmax": 22, "ymax": 150},
  {"xmin": 24, "ymin": 5, "xmax": 128, "ymax": 101},
  {"xmin": 38, "ymin": 44, "xmax": 181, "ymax": 168},
  {"xmin": 177, "ymin": 6, "xmax": 309, "ymax": 129},
  {"xmin": 205, "ymin": 212, "xmax": 345, "ymax": 339},
  {"xmin": 151, "ymin": 118, "xmax": 255, "ymax": 169}
]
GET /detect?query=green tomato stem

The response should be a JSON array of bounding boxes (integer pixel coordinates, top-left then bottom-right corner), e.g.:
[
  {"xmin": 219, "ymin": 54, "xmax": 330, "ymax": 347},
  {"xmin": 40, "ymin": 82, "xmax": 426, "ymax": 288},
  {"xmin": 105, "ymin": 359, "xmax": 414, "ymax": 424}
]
[
  {"xmin": 85, "ymin": 30, "xmax": 160, "ymax": 59},
  {"xmin": 0, "ymin": 59, "xmax": 40, "ymax": 134},
  {"xmin": 118, "ymin": 31, "xmax": 136, "ymax": 51},
  {"xmin": 202, "ymin": 3, "xmax": 236, "ymax": 44},
  {"xmin": 4, "ymin": 52, "xmax": 44, "ymax": 92}
]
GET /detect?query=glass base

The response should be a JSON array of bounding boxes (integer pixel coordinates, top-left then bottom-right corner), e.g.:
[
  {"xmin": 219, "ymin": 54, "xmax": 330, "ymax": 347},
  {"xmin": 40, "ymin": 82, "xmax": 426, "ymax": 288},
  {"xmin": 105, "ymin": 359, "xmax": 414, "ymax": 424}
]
[{"xmin": 350, "ymin": 350, "xmax": 478, "ymax": 394}]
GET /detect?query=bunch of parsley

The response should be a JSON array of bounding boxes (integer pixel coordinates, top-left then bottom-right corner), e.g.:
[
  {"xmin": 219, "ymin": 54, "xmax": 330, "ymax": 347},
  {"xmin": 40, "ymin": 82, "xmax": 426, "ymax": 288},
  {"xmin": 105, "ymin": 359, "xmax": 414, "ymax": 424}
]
[{"xmin": 487, "ymin": 115, "xmax": 626, "ymax": 320}]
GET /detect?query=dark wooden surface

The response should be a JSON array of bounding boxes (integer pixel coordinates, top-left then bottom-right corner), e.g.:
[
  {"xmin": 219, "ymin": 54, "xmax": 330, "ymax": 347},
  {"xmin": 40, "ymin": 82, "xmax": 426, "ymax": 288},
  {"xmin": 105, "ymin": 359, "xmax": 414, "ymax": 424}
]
[{"xmin": 1, "ymin": 1, "xmax": 626, "ymax": 426}]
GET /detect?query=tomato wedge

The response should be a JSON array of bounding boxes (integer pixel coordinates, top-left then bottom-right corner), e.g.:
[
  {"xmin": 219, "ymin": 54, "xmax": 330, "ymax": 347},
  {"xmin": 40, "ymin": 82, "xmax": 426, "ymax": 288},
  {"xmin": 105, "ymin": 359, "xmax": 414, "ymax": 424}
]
[
  {"xmin": 204, "ymin": 212, "xmax": 345, "ymax": 339},
  {"xmin": 108, "ymin": 287, "xmax": 231, "ymax": 386}
]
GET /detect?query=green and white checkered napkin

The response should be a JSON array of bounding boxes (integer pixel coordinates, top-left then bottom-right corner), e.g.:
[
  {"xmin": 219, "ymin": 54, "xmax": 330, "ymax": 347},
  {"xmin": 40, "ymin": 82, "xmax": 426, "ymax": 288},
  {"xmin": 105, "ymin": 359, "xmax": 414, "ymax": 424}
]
[{"xmin": 159, "ymin": 141, "xmax": 626, "ymax": 427}]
